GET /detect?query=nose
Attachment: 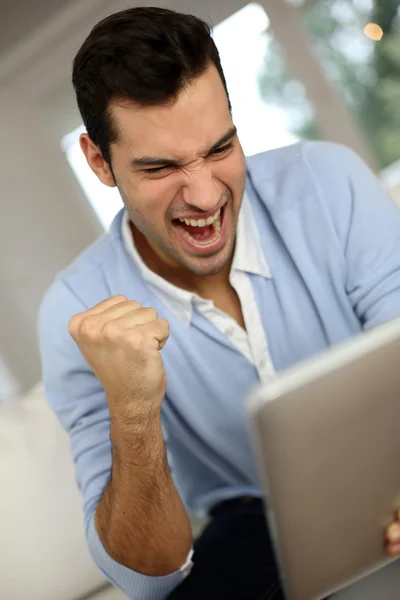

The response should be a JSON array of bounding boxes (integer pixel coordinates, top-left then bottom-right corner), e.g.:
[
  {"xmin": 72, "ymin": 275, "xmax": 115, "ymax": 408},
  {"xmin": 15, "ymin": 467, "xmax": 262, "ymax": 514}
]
[{"xmin": 181, "ymin": 163, "xmax": 222, "ymax": 212}]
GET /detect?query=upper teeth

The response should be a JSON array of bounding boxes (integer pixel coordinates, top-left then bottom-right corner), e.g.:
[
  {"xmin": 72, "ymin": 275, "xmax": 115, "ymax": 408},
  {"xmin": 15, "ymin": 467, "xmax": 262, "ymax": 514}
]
[{"xmin": 178, "ymin": 208, "xmax": 221, "ymax": 227}]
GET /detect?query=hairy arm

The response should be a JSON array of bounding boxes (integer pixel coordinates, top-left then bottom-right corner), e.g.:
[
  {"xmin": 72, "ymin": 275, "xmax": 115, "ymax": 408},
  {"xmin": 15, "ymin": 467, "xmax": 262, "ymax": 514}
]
[{"xmin": 96, "ymin": 409, "xmax": 192, "ymax": 575}]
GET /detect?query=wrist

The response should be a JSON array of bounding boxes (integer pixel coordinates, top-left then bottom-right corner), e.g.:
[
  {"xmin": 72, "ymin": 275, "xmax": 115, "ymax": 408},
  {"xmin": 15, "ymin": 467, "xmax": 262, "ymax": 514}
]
[
  {"xmin": 110, "ymin": 410, "xmax": 165, "ymax": 468},
  {"xmin": 107, "ymin": 390, "xmax": 163, "ymax": 422}
]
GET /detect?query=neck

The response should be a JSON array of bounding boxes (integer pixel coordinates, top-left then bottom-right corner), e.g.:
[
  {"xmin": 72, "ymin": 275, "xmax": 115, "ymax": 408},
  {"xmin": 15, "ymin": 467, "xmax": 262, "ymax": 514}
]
[{"xmin": 131, "ymin": 224, "xmax": 232, "ymax": 297}]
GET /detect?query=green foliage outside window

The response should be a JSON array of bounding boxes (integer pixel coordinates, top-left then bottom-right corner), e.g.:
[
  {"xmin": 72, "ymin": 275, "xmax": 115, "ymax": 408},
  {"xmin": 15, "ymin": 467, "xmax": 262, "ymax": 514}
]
[{"xmin": 258, "ymin": 0, "xmax": 400, "ymax": 169}]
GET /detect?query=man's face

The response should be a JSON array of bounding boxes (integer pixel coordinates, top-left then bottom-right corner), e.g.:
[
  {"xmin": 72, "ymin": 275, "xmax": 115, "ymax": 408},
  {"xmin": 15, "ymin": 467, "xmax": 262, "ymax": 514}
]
[{"xmin": 109, "ymin": 65, "xmax": 246, "ymax": 276}]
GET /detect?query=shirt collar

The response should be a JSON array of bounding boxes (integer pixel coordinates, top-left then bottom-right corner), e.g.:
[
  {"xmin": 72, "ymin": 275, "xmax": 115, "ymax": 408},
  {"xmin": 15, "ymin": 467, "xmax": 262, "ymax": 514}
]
[
  {"xmin": 121, "ymin": 192, "xmax": 271, "ymax": 326},
  {"xmin": 231, "ymin": 192, "xmax": 271, "ymax": 279}
]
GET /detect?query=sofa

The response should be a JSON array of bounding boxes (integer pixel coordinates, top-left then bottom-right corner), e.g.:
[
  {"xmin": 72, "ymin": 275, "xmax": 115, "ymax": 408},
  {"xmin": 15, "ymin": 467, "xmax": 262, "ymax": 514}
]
[
  {"xmin": 0, "ymin": 382, "xmax": 126, "ymax": 600},
  {"xmin": 0, "ymin": 383, "xmax": 399, "ymax": 600}
]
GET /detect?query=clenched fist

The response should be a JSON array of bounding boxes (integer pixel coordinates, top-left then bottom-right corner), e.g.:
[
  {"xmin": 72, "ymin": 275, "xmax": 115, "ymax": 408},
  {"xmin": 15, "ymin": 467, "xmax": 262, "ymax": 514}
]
[{"xmin": 68, "ymin": 295, "xmax": 169, "ymax": 415}]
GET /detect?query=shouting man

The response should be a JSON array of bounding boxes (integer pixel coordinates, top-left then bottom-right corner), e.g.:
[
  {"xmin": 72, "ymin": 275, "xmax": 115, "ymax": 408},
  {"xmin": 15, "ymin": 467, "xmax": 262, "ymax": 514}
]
[{"xmin": 38, "ymin": 7, "xmax": 400, "ymax": 600}]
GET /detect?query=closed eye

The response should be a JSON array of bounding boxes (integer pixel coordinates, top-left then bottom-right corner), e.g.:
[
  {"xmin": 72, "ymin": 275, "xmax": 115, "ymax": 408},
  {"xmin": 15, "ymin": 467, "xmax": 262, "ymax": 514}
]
[
  {"xmin": 212, "ymin": 143, "xmax": 233, "ymax": 155},
  {"xmin": 143, "ymin": 165, "xmax": 169, "ymax": 174},
  {"xmin": 143, "ymin": 142, "xmax": 233, "ymax": 174}
]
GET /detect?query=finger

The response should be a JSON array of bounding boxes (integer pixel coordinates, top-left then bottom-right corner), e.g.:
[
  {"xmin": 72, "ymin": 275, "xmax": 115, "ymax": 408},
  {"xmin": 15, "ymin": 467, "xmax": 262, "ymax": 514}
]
[
  {"xmin": 69, "ymin": 295, "xmax": 128, "ymax": 337},
  {"xmin": 102, "ymin": 299, "xmax": 142, "ymax": 316},
  {"xmin": 98, "ymin": 300, "xmax": 144, "ymax": 324},
  {"xmin": 158, "ymin": 336, "xmax": 168, "ymax": 350},
  {"xmin": 386, "ymin": 522, "xmax": 400, "ymax": 544},
  {"xmin": 85, "ymin": 295, "xmax": 129, "ymax": 315},
  {"xmin": 138, "ymin": 319, "xmax": 170, "ymax": 350},
  {"xmin": 102, "ymin": 307, "xmax": 159, "ymax": 333},
  {"xmin": 71, "ymin": 298, "xmax": 143, "ymax": 339}
]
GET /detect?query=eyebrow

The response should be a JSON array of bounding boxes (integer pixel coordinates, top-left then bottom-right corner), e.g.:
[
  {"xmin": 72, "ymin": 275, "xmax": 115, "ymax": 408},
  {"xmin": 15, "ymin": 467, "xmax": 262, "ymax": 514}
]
[{"xmin": 128, "ymin": 126, "xmax": 238, "ymax": 170}]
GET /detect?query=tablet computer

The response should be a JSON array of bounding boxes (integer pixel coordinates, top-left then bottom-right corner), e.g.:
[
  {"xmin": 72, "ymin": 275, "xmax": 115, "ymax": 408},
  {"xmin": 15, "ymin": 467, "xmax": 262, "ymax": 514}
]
[{"xmin": 248, "ymin": 317, "xmax": 400, "ymax": 600}]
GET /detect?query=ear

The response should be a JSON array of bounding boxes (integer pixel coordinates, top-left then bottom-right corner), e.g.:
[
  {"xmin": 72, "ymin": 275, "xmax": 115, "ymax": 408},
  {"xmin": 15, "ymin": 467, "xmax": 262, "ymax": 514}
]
[{"xmin": 79, "ymin": 133, "xmax": 116, "ymax": 187}]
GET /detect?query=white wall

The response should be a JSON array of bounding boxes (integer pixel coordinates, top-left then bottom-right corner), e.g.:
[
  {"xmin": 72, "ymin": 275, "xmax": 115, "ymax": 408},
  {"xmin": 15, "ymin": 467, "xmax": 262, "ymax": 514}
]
[
  {"xmin": 0, "ymin": 85, "xmax": 103, "ymax": 390},
  {"xmin": 0, "ymin": 1, "xmax": 110, "ymax": 390}
]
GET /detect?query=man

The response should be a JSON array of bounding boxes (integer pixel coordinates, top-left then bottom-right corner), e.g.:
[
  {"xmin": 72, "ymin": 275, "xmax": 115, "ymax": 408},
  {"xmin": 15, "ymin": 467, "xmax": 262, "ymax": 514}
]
[{"xmin": 38, "ymin": 7, "xmax": 400, "ymax": 600}]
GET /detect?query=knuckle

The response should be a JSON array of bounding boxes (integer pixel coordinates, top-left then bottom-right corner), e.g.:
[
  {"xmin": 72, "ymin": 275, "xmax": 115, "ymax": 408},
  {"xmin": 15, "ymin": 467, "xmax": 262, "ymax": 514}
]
[
  {"xmin": 79, "ymin": 315, "xmax": 100, "ymax": 338},
  {"xmin": 68, "ymin": 314, "xmax": 80, "ymax": 337},
  {"xmin": 129, "ymin": 300, "xmax": 142, "ymax": 310},
  {"xmin": 145, "ymin": 307, "xmax": 158, "ymax": 320},
  {"xmin": 102, "ymin": 320, "xmax": 120, "ymax": 341},
  {"xmin": 158, "ymin": 318, "xmax": 170, "ymax": 332}
]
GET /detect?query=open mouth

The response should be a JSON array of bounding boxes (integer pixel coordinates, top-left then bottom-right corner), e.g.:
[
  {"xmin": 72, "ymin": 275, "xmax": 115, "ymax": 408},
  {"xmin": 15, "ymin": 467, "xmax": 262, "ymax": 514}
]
[{"xmin": 172, "ymin": 205, "xmax": 225, "ymax": 247}]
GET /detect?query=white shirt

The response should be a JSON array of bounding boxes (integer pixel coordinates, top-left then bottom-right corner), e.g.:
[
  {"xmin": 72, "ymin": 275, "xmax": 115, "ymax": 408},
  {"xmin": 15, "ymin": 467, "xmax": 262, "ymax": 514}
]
[{"xmin": 122, "ymin": 194, "xmax": 276, "ymax": 385}]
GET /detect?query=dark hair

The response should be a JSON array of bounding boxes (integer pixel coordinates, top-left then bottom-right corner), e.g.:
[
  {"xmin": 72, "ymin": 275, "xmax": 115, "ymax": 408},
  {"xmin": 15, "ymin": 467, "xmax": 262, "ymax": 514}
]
[{"xmin": 72, "ymin": 7, "xmax": 231, "ymax": 166}]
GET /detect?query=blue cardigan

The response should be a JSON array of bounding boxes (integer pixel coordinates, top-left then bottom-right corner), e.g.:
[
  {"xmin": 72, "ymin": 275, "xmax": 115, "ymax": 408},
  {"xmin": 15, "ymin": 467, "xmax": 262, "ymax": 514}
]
[{"xmin": 38, "ymin": 141, "xmax": 400, "ymax": 599}]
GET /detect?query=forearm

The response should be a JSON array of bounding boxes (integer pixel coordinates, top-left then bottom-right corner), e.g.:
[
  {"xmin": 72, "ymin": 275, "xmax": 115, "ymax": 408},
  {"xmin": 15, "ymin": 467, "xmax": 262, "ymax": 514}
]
[{"xmin": 95, "ymin": 410, "xmax": 192, "ymax": 576}]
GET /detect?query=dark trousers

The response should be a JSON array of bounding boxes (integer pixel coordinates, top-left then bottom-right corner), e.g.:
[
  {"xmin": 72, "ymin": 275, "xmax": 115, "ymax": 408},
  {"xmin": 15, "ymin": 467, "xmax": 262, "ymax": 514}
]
[{"xmin": 167, "ymin": 497, "xmax": 285, "ymax": 600}]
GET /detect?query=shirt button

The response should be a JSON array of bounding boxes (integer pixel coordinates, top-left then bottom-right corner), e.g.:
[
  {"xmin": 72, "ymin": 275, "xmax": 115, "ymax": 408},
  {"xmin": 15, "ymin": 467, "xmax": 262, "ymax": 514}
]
[{"xmin": 225, "ymin": 326, "xmax": 235, "ymax": 337}]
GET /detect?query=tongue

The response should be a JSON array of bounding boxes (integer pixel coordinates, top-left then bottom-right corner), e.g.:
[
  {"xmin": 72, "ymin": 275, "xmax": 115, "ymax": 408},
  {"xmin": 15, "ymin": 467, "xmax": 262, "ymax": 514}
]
[{"xmin": 179, "ymin": 222, "xmax": 214, "ymax": 241}]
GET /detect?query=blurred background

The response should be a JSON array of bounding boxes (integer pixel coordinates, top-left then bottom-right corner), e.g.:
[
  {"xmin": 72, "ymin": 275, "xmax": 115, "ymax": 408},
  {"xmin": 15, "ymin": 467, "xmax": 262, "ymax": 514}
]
[
  {"xmin": 0, "ymin": 1, "xmax": 400, "ymax": 598},
  {"xmin": 0, "ymin": 0, "xmax": 400, "ymax": 401}
]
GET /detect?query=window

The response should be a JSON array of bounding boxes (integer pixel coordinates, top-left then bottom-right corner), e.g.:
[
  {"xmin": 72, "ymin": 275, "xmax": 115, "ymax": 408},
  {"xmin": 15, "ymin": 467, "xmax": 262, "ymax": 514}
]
[
  {"xmin": 62, "ymin": 3, "xmax": 295, "ymax": 229},
  {"xmin": 259, "ymin": 0, "xmax": 400, "ymax": 170},
  {"xmin": 62, "ymin": 125, "xmax": 123, "ymax": 230},
  {"xmin": 212, "ymin": 3, "xmax": 296, "ymax": 156}
]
